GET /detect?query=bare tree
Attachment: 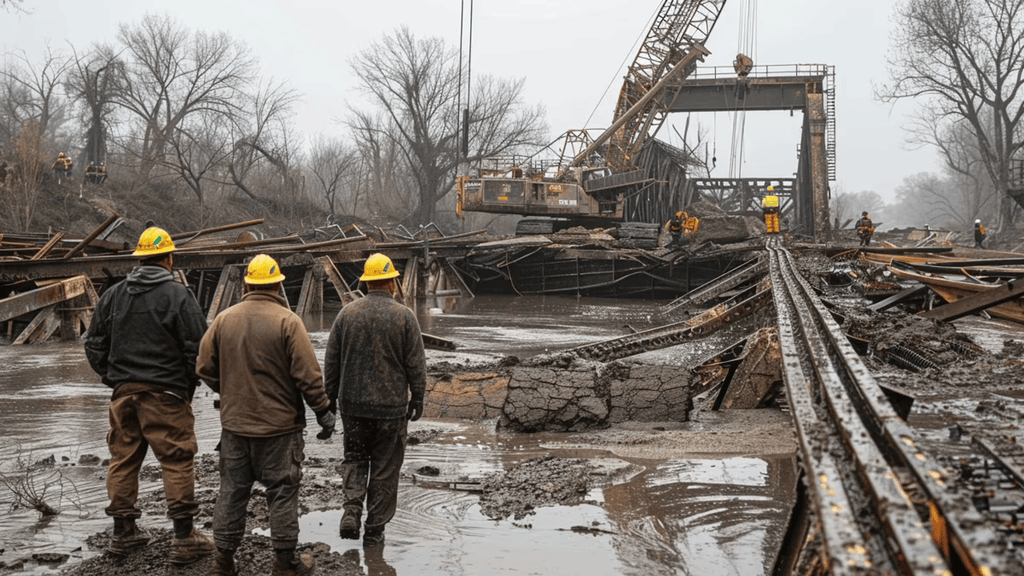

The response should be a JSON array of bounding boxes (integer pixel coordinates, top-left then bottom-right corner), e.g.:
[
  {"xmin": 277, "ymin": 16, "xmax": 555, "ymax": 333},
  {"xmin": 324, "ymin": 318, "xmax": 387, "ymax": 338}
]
[
  {"xmin": 113, "ymin": 13, "xmax": 256, "ymax": 180},
  {"xmin": 0, "ymin": 45, "xmax": 71, "ymax": 144},
  {"xmin": 308, "ymin": 134, "xmax": 355, "ymax": 215},
  {"xmin": 349, "ymin": 26, "xmax": 547, "ymax": 225},
  {"xmin": 0, "ymin": 119, "xmax": 47, "ymax": 231},
  {"xmin": 228, "ymin": 77, "xmax": 300, "ymax": 199},
  {"xmin": 348, "ymin": 109, "xmax": 414, "ymax": 220},
  {"xmin": 878, "ymin": 0, "xmax": 1024, "ymax": 229},
  {"xmin": 164, "ymin": 110, "xmax": 233, "ymax": 207},
  {"xmin": 65, "ymin": 43, "xmax": 122, "ymax": 167},
  {"xmin": 0, "ymin": 0, "xmax": 26, "ymax": 15}
]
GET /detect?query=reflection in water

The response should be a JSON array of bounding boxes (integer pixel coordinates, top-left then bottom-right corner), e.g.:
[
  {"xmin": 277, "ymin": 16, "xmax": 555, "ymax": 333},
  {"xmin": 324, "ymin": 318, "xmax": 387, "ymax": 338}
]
[{"xmin": 0, "ymin": 295, "xmax": 796, "ymax": 575}]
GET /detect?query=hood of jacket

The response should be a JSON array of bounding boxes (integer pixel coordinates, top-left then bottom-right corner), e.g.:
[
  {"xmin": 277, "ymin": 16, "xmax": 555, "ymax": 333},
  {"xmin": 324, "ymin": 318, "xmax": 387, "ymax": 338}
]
[{"xmin": 126, "ymin": 265, "xmax": 174, "ymax": 295}]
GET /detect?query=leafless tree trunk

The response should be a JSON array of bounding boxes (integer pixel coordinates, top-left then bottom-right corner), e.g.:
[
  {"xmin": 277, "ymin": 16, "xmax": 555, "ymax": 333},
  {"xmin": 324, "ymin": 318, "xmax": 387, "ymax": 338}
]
[
  {"xmin": 308, "ymin": 134, "xmax": 355, "ymax": 215},
  {"xmin": 1, "ymin": 120, "xmax": 47, "ymax": 231},
  {"xmin": 878, "ymin": 0, "xmax": 1024, "ymax": 230},
  {"xmin": 163, "ymin": 111, "xmax": 233, "ymax": 207},
  {"xmin": 349, "ymin": 26, "xmax": 547, "ymax": 227},
  {"xmin": 0, "ymin": 45, "xmax": 71, "ymax": 145},
  {"xmin": 228, "ymin": 77, "xmax": 299, "ymax": 199},
  {"xmin": 113, "ymin": 14, "xmax": 256, "ymax": 181},
  {"xmin": 66, "ymin": 44, "xmax": 122, "ymax": 167}
]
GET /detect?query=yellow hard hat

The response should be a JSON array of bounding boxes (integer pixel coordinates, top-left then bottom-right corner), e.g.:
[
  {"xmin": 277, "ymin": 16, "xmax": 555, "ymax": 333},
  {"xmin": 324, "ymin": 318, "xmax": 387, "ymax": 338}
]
[
  {"xmin": 360, "ymin": 253, "xmax": 400, "ymax": 282},
  {"xmin": 676, "ymin": 211, "xmax": 684, "ymax": 218},
  {"xmin": 767, "ymin": 185, "xmax": 774, "ymax": 192},
  {"xmin": 133, "ymin": 227, "xmax": 176, "ymax": 257},
  {"xmin": 245, "ymin": 254, "xmax": 285, "ymax": 285}
]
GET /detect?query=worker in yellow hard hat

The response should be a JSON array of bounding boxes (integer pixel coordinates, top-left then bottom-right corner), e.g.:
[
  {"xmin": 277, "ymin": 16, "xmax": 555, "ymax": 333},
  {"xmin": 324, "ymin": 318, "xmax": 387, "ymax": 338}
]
[
  {"xmin": 323, "ymin": 252, "xmax": 426, "ymax": 547},
  {"xmin": 666, "ymin": 211, "xmax": 686, "ymax": 248},
  {"xmin": 855, "ymin": 211, "xmax": 874, "ymax": 246},
  {"xmin": 198, "ymin": 253, "xmax": 332, "ymax": 575},
  {"xmin": 762, "ymin": 188, "xmax": 780, "ymax": 234},
  {"xmin": 85, "ymin": 226, "xmax": 215, "ymax": 563}
]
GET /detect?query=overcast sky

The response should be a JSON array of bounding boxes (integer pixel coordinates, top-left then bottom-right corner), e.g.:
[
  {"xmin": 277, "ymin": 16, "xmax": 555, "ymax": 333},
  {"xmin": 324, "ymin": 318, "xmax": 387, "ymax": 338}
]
[{"xmin": 3, "ymin": 0, "xmax": 939, "ymax": 202}]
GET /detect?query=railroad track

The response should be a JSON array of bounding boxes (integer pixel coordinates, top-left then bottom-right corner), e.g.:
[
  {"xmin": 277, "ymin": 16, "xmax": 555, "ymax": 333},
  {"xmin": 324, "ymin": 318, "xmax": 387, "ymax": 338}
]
[
  {"xmin": 766, "ymin": 237, "xmax": 1019, "ymax": 575},
  {"xmin": 551, "ymin": 281, "xmax": 773, "ymax": 363}
]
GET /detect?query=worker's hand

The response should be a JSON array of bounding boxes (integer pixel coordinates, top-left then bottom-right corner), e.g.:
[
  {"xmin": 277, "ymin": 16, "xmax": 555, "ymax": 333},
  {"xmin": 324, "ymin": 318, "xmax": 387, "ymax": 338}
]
[
  {"xmin": 315, "ymin": 409, "xmax": 336, "ymax": 440},
  {"xmin": 407, "ymin": 398, "xmax": 424, "ymax": 422}
]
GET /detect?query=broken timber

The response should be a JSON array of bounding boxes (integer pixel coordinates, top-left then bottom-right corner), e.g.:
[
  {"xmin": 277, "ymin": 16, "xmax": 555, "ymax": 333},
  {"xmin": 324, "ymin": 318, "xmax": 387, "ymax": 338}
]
[
  {"xmin": 0, "ymin": 275, "xmax": 99, "ymax": 344},
  {"xmin": 921, "ymin": 278, "xmax": 1024, "ymax": 322}
]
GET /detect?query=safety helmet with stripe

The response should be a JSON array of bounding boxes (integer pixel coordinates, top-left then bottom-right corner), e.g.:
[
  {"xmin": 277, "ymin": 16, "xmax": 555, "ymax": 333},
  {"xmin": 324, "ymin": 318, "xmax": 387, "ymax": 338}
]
[{"xmin": 360, "ymin": 253, "xmax": 400, "ymax": 282}]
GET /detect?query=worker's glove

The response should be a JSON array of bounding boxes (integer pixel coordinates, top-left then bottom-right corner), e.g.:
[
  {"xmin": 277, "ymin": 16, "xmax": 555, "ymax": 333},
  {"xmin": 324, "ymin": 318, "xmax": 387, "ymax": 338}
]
[
  {"xmin": 407, "ymin": 396, "xmax": 424, "ymax": 422},
  {"xmin": 315, "ymin": 409, "xmax": 336, "ymax": 440}
]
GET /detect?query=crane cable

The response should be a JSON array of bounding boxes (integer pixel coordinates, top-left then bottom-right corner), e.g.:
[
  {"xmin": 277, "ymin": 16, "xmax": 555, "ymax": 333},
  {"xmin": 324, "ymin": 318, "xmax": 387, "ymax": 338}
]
[{"xmin": 729, "ymin": 0, "xmax": 757, "ymax": 179}]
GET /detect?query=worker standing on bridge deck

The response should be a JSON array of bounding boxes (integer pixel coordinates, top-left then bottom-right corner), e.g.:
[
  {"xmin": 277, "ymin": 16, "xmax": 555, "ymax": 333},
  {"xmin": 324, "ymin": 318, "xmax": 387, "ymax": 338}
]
[
  {"xmin": 197, "ymin": 254, "xmax": 334, "ymax": 576},
  {"xmin": 856, "ymin": 212, "xmax": 874, "ymax": 246},
  {"xmin": 84, "ymin": 227, "xmax": 214, "ymax": 564},
  {"xmin": 666, "ymin": 211, "xmax": 686, "ymax": 248},
  {"xmin": 324, "ymin": 253, "xmax": 426, "ymax": 549},
  {"xmin": 761, "ymin": 188, "xmax": 780, "ymax": 234},
  {"xmin": 974, "ymin": 219, "xmax": 986, "ymax": 248}
]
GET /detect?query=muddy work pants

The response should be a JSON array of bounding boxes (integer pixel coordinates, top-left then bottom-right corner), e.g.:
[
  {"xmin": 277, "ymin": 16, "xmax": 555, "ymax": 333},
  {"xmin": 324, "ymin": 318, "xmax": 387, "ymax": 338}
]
[
  {"xmin": 339, "ymin": 416, "xmax": 407, "ymax": 531},
  {"xmin": 213, "ymin": 429, "xmax": 305, "ymax": 552},
  {"xmin": 106, "ymin": 389, "xmax": 199, "ymax": 519}
]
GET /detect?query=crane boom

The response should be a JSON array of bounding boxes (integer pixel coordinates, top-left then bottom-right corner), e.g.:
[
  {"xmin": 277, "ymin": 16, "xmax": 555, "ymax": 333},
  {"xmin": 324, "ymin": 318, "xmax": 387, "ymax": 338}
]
[{"xmin": 605, "ymin": 0, "xmax": 728, "ymax": 171}]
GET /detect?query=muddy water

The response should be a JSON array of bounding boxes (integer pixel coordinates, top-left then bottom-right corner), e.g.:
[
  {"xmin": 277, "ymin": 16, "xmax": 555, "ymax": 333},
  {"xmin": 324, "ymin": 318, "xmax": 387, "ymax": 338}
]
[{"xmin": 0, "ymin": 295, "xmax": 796, "ymax": 575}]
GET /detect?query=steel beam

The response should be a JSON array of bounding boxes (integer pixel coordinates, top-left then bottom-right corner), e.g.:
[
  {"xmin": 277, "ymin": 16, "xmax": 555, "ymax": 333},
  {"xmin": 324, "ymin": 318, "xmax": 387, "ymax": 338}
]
[
  {"xmin": 921, "ymin": 279, "xmax": 1024, "ymax": 322},
  {"xmin": 665, "ymin": 75, "xmax": 823, "ymax": 112}
]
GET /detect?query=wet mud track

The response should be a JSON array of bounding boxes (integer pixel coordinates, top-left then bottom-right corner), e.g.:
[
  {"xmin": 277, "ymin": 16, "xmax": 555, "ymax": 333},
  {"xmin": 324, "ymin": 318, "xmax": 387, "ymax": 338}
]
[{"xmin": 1, "ymin": 296, "xmax": 799, "ymax": 576}]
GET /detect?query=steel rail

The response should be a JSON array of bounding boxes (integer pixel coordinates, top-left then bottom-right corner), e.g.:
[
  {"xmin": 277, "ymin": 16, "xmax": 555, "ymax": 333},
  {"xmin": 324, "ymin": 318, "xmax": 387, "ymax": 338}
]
[
  {"xmin": 554, "ymin": 282, "xmax": 772, "ymax": 362},
  {"xmin": 768, "ymin": 237, "xmax": 1016, "ymax": 574}
]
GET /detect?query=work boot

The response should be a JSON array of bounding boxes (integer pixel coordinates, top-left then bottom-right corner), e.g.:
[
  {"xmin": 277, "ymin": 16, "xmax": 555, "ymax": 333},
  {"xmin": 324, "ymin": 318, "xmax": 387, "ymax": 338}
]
[
  {"xmin": 339, "ymin": 508, "xmax": 361, "ymax": 540},
  {"xmin": 362, "ymin": 526, "xmax": 385, "ymax": 548},
  {"xmin": 271, "ymin": 549, "xmax": 315, "ymax": 576},
  {"xmin": 107, "ymin": 517, "xmax": 151, "ymax": 556},
  {"xmin": 169, "ymin": 517, "xmax": 215, "ymax": 565},
  {"xmin": 210, "ymin": 548, "xmax": 237, "ymax": 576}
]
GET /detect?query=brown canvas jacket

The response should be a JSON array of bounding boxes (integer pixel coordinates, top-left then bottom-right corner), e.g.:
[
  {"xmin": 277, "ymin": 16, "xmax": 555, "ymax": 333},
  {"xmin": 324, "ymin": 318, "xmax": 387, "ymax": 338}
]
[{"xmin": 197, "ymin": 291, "xmax": 329, "ymax": 437}]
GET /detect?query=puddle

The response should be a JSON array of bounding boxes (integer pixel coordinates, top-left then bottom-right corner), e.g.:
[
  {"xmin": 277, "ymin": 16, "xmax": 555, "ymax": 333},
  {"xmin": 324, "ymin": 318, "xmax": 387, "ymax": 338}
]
[{"xmin": 0, "ymin": 295, "xmax": 797, "ymax": 575}]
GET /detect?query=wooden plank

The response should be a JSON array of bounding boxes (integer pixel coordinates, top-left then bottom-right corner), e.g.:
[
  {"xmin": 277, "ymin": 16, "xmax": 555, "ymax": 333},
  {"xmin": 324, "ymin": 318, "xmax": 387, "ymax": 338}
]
[
  {"xmin": 401, "ymin": 257, "xmax": 419, "ymax": 308},
  {"xmin": 13, "ymin": 304, "xmax": 60, "ymax": 344},
  {"xmin": 921, "ymin": 278, "xmax": 1024, "ymax": 322},
  {"xmin": 206, "ymin": 265, "xmax": 243, "ymax": 323},
  {"xmin": 30, "ymin": 232, "xmax": 65, "ymax": 260},
  {"xmin": 0, "ymin": 276, "xmax": 90, "ymax": 323},
  {"xmin": 63, "ymin": 213, "xmax": 119, "ymax": 260},
  {"xmin": 867, "ymin": 285, "xmax": 929, "ymax": 312},
  {"xmin": 317, "ymin": 257, "xmax": 351, "ymax": 301},
  {"xmin": 295, "ymin": 266, "xmax": 324, "ymax": 316},
  {"xmin": 441, "ymin": 257, "xmax": 474, "ymax": 298}
]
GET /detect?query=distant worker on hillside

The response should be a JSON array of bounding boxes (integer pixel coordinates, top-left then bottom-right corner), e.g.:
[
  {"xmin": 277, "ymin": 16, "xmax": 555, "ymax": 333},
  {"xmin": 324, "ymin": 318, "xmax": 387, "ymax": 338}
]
[
  {"xmin": 855, "ymin": 212, "xmax": 874, "ymax": 246},
  {"xmin": 85, "ymin": 162, "xmax": 108, "ymax": 185},
  {"xmin": 52, "ymin": 152, "xmax": 73, "ymax": 184},
  {"xmin": 974, "ymin": 219, "xmax": 986, "ymax": 248},
  {"xmin": 761, "ymin": 189, "xmax": 780, "ymax": 234}
]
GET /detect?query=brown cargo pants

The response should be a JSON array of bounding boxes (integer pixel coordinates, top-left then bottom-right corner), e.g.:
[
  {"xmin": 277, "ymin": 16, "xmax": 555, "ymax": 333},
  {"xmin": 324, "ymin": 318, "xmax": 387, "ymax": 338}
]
[{"xmin": 105, "ymin": 387, "xmax": 199, "ymax": 520}]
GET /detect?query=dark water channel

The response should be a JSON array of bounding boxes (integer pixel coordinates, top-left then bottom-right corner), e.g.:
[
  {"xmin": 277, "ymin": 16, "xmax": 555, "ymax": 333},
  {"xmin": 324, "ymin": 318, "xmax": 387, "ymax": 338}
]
[{"xmin": 1, "ymin": 295, "xmax": 797, "ymax": 575}]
